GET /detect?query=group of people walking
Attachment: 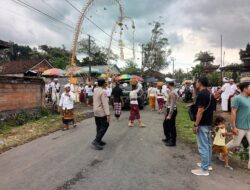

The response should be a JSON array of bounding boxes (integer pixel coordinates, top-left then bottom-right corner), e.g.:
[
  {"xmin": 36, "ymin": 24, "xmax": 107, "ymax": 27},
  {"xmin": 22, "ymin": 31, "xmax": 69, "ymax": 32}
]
[
  {"xmin": 91, "ymin": 79, "xmax": 178, "ymax": 150},
  {"xmin": 55, "ymin": 75, "xmax": 250, "ymax": 172},
  {"xmin": 148, "ymin": 83, "xmax": 169, "ymax": 113},
  {"xmin": 45, "ymin": 79, "xmax": 99, "ymax": 107}
]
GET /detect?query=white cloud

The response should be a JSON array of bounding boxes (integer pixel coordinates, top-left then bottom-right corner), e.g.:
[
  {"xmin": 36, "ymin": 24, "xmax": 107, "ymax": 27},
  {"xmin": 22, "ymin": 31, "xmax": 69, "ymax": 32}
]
[{"xmin": 0, "ymin": 0, "xmax": 249, "ymax": 72}]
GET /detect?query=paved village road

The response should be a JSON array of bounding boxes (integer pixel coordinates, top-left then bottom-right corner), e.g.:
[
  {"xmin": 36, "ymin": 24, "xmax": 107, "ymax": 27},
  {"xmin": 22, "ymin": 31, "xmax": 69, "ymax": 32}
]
[{"xmin": 0, "ymin": 108, "xmax": 249, "ymax": 190}]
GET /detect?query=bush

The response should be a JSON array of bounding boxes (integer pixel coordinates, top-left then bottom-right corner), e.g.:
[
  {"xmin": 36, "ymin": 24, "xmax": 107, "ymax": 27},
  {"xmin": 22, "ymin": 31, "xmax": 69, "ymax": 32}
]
[
  {"xmin": 14, "ymin": 108, "xmax": 54, "ymax": 126},
  {"xmin": 40, "ymin": 107, "xmax": 52, "ymax": 117},
  {"xmin": 15, "ymin": 111, "xmax": 30, "ymax": 126}
]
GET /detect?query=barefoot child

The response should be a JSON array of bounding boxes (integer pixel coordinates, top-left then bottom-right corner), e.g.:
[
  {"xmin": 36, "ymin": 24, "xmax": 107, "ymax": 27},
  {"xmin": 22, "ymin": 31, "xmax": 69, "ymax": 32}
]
[{"xmin": 213, "ymin": 116, "xmax": 233, "ymax": 170}]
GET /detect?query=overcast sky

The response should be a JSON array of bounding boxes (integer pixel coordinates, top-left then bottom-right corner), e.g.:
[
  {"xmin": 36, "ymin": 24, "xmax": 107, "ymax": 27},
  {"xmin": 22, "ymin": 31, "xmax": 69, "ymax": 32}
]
[{"xmin": 0, "ymin": 0, "xmax": 250, "ymax": 73}]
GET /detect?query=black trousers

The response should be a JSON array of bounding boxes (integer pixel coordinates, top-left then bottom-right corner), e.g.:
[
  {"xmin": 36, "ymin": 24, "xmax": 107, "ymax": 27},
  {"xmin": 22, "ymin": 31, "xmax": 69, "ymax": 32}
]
[
  {"xmin": 163, "ymin": 109, "xmax": 177, "ymax": 143},
  {"xmin": 94, "ymin": 116, "xmax": 109, "ymax": 143}
]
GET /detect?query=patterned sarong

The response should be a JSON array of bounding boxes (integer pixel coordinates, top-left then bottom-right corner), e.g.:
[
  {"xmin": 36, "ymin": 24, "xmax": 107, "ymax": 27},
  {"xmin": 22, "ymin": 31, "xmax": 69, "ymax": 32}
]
[
  {"xmin": 114, "ymin": 102, "xmax": 122, "ymax": 117},
  {"xmin": 157, "ymin": 98, "xmax": 165, "ymax": 110},
  {"xmin": 129, "ymin": 104, "xmax": 140, "ymax": 121},
  {"xmin": 62, "ymin": 109, "xmax": 74, "ymax": 124}
]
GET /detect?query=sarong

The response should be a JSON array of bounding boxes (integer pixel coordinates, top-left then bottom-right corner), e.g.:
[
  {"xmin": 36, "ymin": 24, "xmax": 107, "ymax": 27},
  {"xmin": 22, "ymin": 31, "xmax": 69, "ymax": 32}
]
[
  {"xmin": 88, "ymin": 96, "xmax": 93, "ymax": 106},
  {"xmin": 52, "ymin": 93, "xmax": 60, "ymax": 105},
  {"xmin": 149, "ymin": 96, "xmax": 156, "ymax": 110},
  {"xmin": 79, "ymin": 91, "xmax": 85, "ymax": 103},
  {"xmin": 62, "ymin": 109, "xmax": 74, "ymax": 125},
  {"xmin": 129, "ymin": 104, "xmax": 140, "ymax": 121},
  {"xmin": 114, "ymin": 102, "xmax": 122, "ymax": 117},
  {"xmin": 157, "ymin": 98, "xmax": 165, "ymax": 110}
]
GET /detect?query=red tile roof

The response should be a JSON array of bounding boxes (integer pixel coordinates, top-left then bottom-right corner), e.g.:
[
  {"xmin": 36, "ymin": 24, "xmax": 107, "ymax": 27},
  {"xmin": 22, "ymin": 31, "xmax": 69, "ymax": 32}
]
[{"xmin": 0, "ymin": 59, "xmax": 53, "ymax": 74}]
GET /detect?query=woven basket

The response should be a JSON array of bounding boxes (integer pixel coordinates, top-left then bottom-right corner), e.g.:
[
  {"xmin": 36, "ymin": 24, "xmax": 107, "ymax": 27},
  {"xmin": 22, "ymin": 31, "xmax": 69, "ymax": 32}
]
[
  {"xmin": 130, "ymin": 78, "xmax": 138, "ymax": 85},
  {"xmin": 240, "ymin": 77, "xmax": 250, "ymax": 83}
]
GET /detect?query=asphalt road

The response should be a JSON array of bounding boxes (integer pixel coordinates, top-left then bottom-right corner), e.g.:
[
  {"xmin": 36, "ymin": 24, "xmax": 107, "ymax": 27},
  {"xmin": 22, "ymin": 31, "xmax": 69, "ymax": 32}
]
[{"xmin": 0, "ymin": 108, "xmax": 249, "ymax": 190}]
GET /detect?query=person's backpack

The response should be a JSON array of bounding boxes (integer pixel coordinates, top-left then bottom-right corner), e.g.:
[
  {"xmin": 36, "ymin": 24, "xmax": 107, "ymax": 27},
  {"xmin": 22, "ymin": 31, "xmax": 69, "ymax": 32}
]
[{"xmin": 188, "ymin": 103, "xmax": 197, "ymax": 121}]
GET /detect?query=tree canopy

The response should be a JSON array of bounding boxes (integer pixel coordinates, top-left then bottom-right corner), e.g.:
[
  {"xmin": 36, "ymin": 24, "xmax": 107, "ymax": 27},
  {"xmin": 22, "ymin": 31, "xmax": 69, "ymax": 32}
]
[
  {"xmin": 142, "ymin": 21, "xmax": 171, "ymax": 72},
  {"xmin": 194, "ymin": 51, "xmax": 215, "ymax": 66},
  {"xmin": 77, "ymin": 38, "xmax": 118, "ymax": 66},
  {"xmin": 39, "ymin": 45, "xmax": 72, "ymax": 69},
  {"xmin": 0, "ymin": 43, "xmax": 75, "ymax": 69},
  {"xmin": 240, "ymin": 43, "xmax": 250, "ymax": 64},
  {"xmin": 122, "ymin": 60, "xmax": 141, "ymax": 75}
]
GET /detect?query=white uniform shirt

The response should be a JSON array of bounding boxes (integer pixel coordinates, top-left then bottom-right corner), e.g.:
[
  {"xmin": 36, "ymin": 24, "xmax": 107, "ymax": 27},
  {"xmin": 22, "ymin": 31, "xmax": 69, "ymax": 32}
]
[
  {"xmin": 148, "ymin": 87, "xmax": 157, "ymax": 97},
  {"xmin": 156, "ymin": 90, "xmax": 165, "ymax": 99},
  {"xmin": 78, "ymin": 86, "xmax": 84, "ymax": 93},
  {"xmin": 59, "ymin": 91, "xmax": 75, "ymax": 110},
  {"xmin": 130, "ymin": 83, "xmax": 142, "ymax": 105},
  {"xmin": 162, "ymin": 85, "xmax": 167, "ymax": 92},
  {"xmin": 51, "ymin": 82, "xmax": 60, "ymax": 94},
  {"xmin": 106, "ymin": 87, "xmax": 112, "ymax": 97},
  {"xmin": 85, "ymin": 86, "xmax": 93, "ymax": 96}
]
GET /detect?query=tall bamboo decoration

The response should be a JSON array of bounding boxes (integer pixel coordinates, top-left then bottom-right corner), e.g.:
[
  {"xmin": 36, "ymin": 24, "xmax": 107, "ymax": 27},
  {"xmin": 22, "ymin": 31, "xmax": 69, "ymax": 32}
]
[
  {"xmin": 70, "ymin": 0, "xmax": 124, "ymax": 67},
  {"xmin": 107, "ymin": 16, "xmax": 136, "ymax": 63}
]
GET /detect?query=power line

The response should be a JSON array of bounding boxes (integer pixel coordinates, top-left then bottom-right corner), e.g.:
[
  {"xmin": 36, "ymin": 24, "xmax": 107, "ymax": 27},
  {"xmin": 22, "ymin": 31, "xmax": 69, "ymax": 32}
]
[
  {"xmin": 11, "ymin": 0, "xmax": 120, "ymax": 53},
  {"xmin": 11, "ymin": 0, "xmax": 139, "ymax": 56},
  {"xmin": 63, "ymin": 0, "xmax": 119, "ymax": 42},
  {"xmin": 40, "ymin": 0, "xmax": 76, "ymax": 26},
  {"xmin": 63, "ymin": 0, "xmax": 141, "ymax": 54},
  {"xmin": 12, "ymin": 0, "xmax": 74, "ymax": 31}
]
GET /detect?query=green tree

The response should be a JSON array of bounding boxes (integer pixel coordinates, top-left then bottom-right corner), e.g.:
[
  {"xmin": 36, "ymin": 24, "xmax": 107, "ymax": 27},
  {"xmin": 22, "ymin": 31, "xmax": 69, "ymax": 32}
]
[
  {"xmin": 39, "ymin": 45, "xmax": 71, "ymax": 69},
  {"xmin": 78, "ymin": 37, "xmax": 100, "ymax": 55},
  {"xmin": 78, "ymin": 38, "xmax": 118, "ymax": 66},
  {"xmin": 142, "ymin": 21, "xmax": 171, "ymax": 72},
  {"xmin": 79, "ymin": 51, "xmax": 109, "ymax": 66},
  {"xmin": 191, "ymin": 64, "xmax": 203, "ymax": 78},
  {"xmin": 1, "ymin": 43, "xmax": 33, "ymax": 61},
  {"xmin": 194, "ymin": 51, "xmax": 215, "ymax": 66},
  {"xmin": 174, "ymin": 69, "xmax": 190, "ymax": 83},
  {"xmin": 240, "ymin": 43, "xmax": 250, "ymax": 64},
  {"xmin": 207, "ymin": 72, "xmax": 221, "ymax": 86},
  {"xmin": 122, "ymin": 60, "xmax": 141, "ymax": 75}
]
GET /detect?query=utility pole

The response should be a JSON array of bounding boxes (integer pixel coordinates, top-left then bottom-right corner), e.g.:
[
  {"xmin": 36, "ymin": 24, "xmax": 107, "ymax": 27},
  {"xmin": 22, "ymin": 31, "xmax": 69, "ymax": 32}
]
[
  {"xmin": 221, "ymin": 35, "xmax": 223, "ymax": 67},
  {"xmin": 88, "ymin": 34, "xmax": 92, "ymax": 75},
  {"xmin": 223, "ymin": 51, "xmax": 225, "ymax": 66},
  {"xmin": 171, "ymin": 57, "xmax": 175, "ymax": 79},
  {"xmin": 141, "ymin": 44, "xmax": 144, "ymax": 76}
]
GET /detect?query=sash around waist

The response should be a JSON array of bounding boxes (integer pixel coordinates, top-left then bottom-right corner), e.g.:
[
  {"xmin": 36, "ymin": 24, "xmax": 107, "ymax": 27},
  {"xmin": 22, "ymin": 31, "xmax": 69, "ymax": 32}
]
[
  {"xmin": 166, "ymin": 106, "xmax": 177, "ymax": 109},
  {"xmin": 130, "ymin": 98, "xmax": 137, "ymax": 101}
]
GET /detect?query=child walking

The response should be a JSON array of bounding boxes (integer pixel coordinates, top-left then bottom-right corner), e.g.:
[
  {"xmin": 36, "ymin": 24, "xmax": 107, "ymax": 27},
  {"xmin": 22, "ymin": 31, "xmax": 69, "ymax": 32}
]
[{"xmin": 213, "ymin": 116, "xmax": 233, "ymax": 170}]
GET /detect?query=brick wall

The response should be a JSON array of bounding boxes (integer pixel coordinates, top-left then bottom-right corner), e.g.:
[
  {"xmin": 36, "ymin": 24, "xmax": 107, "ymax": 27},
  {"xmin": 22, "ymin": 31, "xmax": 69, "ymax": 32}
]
[{"xmin": 0, "ymin": 76, "xmax": 45, "ymax": 119}]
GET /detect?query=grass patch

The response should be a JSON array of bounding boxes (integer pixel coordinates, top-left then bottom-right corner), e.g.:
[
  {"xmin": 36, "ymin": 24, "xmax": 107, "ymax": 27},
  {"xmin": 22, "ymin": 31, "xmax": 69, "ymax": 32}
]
[
  {"xmin": 176, "ymin": 102, "xmax": 249, "ymax": 169},
  {"xmin": 0, "ymin": 107, "xmax": 55, "ymax": 134},
  {"xmin": 0, "ymin": 110, "xmax": 93, "ymax": 153},
  {"xmin": 176, "ymin": 102, "xmax": 196, "ymax": 144}
]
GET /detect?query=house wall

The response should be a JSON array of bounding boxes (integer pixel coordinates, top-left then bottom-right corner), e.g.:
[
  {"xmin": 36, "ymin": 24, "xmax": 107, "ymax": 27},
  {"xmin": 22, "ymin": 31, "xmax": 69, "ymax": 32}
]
[{"xmin": 0, "ymin": 76, "xmax": 45, "ymax": 119}]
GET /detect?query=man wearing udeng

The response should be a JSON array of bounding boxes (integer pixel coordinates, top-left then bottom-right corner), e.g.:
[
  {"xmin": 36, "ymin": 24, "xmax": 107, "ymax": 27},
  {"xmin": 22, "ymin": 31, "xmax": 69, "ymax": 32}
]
[{"xmin": 59, "ymin": 84, "xmax": 75, "ymax": 131}]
